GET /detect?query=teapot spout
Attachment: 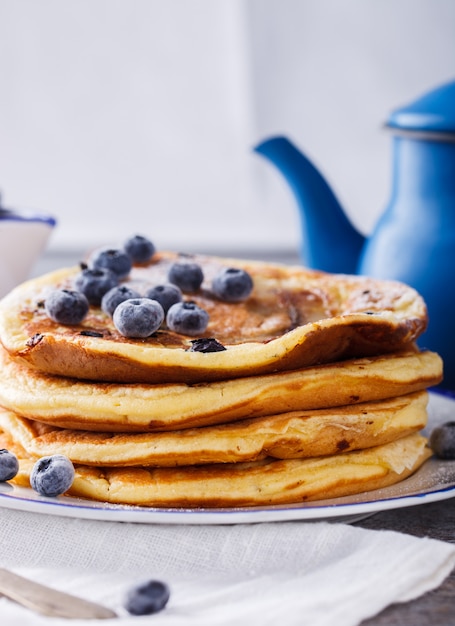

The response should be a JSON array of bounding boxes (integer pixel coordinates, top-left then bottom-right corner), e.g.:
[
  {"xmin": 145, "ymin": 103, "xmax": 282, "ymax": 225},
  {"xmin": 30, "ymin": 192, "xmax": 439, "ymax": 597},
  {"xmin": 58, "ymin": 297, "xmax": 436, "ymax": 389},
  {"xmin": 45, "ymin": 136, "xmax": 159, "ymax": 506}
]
[{"xmin": 254, "ymin": 136, "xmax": 365, "ymax": 274}]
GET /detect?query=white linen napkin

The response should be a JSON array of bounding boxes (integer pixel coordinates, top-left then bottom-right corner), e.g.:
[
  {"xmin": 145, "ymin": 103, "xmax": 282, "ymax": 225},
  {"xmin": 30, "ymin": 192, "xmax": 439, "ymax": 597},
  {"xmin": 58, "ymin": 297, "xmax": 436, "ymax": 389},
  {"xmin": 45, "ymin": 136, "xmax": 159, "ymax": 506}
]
[{"xmin": 0, "ymin": 507, "xmax": 454, "ymax": 626}]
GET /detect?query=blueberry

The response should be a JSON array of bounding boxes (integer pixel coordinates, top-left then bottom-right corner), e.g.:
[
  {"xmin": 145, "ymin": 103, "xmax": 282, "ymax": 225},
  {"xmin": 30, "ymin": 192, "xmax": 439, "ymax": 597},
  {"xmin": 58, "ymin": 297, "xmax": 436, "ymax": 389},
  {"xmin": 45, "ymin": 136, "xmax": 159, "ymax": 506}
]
[
  {"xmin": 212, "ymin": 267, "xmax": 253, "ymax": 302},
  {"xmin": 113, "ymin": 298, "xmax": 164, "ymax": 338},
  {"xmin": 0, "ymin": 449, "xmax": 19, "ymax": 482},
  {"xmin": 124, "ymin": 580, "xmax": 170, "ymax": 616},
  {"xmin": 74, "ymin": 268, "xmax": 119, "ymax": 306},
  {"xmin": 430, "ymin": 422, "xmax": 455, "ymax": 459},
  {"xmin": 30, "ymin": 455, "xmax": 75, "ymax": 497},
  {"xmin": 101, "ymin": 285, "xmax": 141, "ymax": 317},
  {"xmin": 124, "ymin": 235, "xmax": 156, "ymax": 264},
  {"xmin": 168, "ymin": 261, "xmax": 203, "ymax": 293},
  {"xmin": 145, "ymin": 283, "xmax": 183, "ymax": 313},
  {"xmin": 89, "ymin": 247, "xmax": 132, "ymax": 279},
  {"xmin": 189, "ymin": 337, "xmax": 226, "ymax": 353},
  {"xmin": 44, "ymin": 289, "xmax": 89, "ymax": 325},
  {"xmin": 166, "ymin": 301, "xmax": 209, "ymax": 336}
]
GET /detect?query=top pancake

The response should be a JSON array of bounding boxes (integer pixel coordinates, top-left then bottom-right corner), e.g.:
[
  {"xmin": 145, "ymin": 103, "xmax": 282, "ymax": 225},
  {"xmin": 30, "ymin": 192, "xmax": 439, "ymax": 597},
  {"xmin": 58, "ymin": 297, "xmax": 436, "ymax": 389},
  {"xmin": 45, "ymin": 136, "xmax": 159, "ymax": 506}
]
[{"xmin": 0, "ymin": 251, "xmax": 428, "ymax": 383}]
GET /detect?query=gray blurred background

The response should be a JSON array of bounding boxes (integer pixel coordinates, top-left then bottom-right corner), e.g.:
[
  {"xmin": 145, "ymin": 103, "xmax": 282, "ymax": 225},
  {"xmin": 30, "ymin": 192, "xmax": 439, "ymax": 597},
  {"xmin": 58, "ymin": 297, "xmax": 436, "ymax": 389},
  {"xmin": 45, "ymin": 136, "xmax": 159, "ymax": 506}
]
[{"xmin": 1, "ymin": 0, "xmax": 454, "ymax": 272}]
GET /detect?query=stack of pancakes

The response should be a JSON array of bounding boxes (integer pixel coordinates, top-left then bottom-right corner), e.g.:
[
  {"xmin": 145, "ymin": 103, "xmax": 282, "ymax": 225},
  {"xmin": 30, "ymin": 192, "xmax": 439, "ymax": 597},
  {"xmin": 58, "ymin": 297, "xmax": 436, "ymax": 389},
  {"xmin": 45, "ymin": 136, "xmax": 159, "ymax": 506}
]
[{"xmin": 0, "ymin": 251, "xmax": 443, "ymax": 507}]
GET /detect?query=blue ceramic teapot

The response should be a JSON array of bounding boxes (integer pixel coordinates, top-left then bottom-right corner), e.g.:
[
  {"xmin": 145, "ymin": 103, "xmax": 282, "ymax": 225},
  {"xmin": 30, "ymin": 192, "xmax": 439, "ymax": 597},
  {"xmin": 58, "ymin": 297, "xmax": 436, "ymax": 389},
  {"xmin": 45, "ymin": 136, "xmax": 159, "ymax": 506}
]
[{"xmin": 254, "ymin": 80, "xmax": 455, "ymax": 388}]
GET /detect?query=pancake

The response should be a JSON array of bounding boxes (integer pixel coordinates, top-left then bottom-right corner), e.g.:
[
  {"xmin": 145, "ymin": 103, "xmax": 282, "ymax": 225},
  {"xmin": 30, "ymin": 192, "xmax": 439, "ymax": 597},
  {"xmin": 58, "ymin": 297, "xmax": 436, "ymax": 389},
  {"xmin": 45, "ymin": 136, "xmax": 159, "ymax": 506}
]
[
  {"xmin": 0, "ymin": 251, "xmax": 428, "ymax": 384},
  {"xmin": 0, "ymin": 345, "xmax": 442, "ymax": 431},
  {"xmin": 0, "ymin": 391, "xmax": 428, "ymax": 466},
  {"xmin": 2, "ymin": 431, "xmax": 431, "ymax": 507}
]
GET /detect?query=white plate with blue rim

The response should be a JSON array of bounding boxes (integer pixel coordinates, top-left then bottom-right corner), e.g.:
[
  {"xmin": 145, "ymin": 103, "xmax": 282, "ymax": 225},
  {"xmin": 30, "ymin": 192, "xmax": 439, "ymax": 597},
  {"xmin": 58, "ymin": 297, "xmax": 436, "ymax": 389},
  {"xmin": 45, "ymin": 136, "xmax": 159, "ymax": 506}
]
[{"xmin": 0, "ymin": 392, "xmax": 454, "ymax": 525}]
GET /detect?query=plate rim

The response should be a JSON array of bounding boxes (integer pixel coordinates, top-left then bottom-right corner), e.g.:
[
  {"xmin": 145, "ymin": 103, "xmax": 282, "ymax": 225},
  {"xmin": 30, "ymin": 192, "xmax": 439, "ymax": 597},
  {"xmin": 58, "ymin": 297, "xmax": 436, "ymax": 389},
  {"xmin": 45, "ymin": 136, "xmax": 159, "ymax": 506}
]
[{"xmin": 1, "ymin": 475, "xmax": 455, "ymax": 525}]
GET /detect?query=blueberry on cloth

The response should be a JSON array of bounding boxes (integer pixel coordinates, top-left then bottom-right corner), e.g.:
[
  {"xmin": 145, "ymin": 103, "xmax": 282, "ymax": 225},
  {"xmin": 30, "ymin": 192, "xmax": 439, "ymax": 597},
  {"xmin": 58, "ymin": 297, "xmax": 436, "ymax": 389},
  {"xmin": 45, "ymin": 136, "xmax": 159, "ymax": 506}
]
[
  {"xmin": 430, "ymin": 422, "xmax": 455, "ymax": 459},
  {"xmin": 30, "ymin": 455, "xmax": 75, "ymax": 497},
  {"xmin": 212, "ymin": 267, "xmax": 253, "ymax": 302},
  {"xmin": 89, "ymin": 247, "xmax": 132, "ymax": 279},
  {"xmin": 101, "ymin": 285, "xmax": 141, "ymax": 317},
  {"xmin": 145, "ymin": 283, "xmax": 183, "ymax": 313},
  {"xmin": 189, "ymin": 337, "xmax": 226, "ymax": 353},
  {"xmin": 113, "ymin": 298, "xmax": 164, "ymax": 338},
  {"xmin": 166, "ymin": 301, "xmax": 209, "ymax": 336},
  {"xmin": 168, "ymin": 261, "xmax": 204, "ymax": 293},
  {"xmin": 74, "ymin": 268, "xmax": 119, "ymax": 306},
  {"xmin": 124, "ymin": 580, "xmax": 170, "ymax": 616},
  {"xmin": 124, "ymin": 234, "xmax": 156, "ymax": 264},
  {"xmin": 44, "ymin": 289, "xmax": 89, "ymax": 325},
  {"xmin": 0, "ymin": 449, "xmax": 19, "ymax": 482}
]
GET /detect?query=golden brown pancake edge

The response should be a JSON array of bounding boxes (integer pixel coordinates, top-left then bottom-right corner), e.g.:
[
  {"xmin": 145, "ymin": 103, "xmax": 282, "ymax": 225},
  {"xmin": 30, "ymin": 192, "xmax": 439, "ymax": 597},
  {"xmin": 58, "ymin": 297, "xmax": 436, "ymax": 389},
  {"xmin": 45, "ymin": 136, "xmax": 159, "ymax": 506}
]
[
  {"xmin": 0, "ymin": 390, "xmax": 428, "ymax": 466},
  {"xmin": 0, "ymin": 345, "xmax": 442, "ymax": 431},
  {"xmin": 2, "ymin": 431, "xmax": 431, "ymax": 507},
  {"xmin": 0, "ymin": 252, "xmax": 428, "ymax": 383}
]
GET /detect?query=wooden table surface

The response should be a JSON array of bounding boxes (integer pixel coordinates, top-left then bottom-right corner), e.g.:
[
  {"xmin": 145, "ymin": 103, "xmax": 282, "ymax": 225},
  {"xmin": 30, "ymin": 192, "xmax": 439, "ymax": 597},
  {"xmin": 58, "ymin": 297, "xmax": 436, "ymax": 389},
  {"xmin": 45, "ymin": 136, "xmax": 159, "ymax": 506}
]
[{"xmin": 356, "ymin": 496, "xmax": 455, "ymax": 625}]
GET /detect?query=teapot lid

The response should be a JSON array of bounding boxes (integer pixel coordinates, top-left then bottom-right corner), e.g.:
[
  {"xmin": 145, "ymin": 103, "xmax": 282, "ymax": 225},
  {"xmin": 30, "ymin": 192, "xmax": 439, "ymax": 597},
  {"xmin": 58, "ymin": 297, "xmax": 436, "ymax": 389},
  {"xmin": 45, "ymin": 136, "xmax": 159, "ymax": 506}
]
[{"xmin": 386, "ymin": 79, "xmax": 455, "ymax": 137}]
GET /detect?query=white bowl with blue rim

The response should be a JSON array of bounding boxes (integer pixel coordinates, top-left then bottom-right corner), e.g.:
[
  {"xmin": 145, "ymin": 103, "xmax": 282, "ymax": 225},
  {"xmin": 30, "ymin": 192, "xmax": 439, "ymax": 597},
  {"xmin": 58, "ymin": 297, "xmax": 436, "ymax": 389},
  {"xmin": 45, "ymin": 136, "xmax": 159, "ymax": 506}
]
[{"xmin": 0, "ymin": 194, "xmax": 56, "ymax": 298}]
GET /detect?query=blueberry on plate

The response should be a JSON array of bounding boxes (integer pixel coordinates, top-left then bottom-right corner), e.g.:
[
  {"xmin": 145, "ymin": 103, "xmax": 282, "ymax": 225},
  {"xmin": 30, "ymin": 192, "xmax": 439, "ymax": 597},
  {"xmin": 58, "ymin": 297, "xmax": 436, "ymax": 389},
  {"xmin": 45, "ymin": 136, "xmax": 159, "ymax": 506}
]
[
  {"xmin": 45, "ymin": 289, "xmax": 89, "ymax": 325},
  {"xmin": 168, "ymin": 261, "xmax": 204, "ymax": 293},
  {"xmin": 124, "ymin": 235, "xmax": 156, "ymax": 264},
  {"xmin": 0, "ymin": 449, "xmax": 19, "ymax": 482},
  {"xmin": 74, "ymin": 268, "xmax": 119, "ymax": 306},
  {"xmin": 430, "ymin": 422, "xmax": 455, "ymax": 459},
  {"xmin": 89, "ymin": 247, "xmax": 132, "ymax": 279},
  {"xmin": 124, "ymin": 580, "xmax": 170, "ymax": 616},
  {"xmin": 113, "ymin": 298, "xmax": 164, "ymax": 338},
  {"xmin": 30, "ymin": 455, "xmax": 75, "ymax": 497},
  {"xmin": 166, "ymin": 301, "xmax": 209, "ymax": 336},
  {"xmin": 212, "ymin": 267, "xmax": 253, "ymax": 302},
  {"xmin": 145, "ymin": 283, "xmax": 183, "ymax": 314},
  {"xmin": 101, "ymin": 285, "xmax": 141, "ymax": 317}
]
